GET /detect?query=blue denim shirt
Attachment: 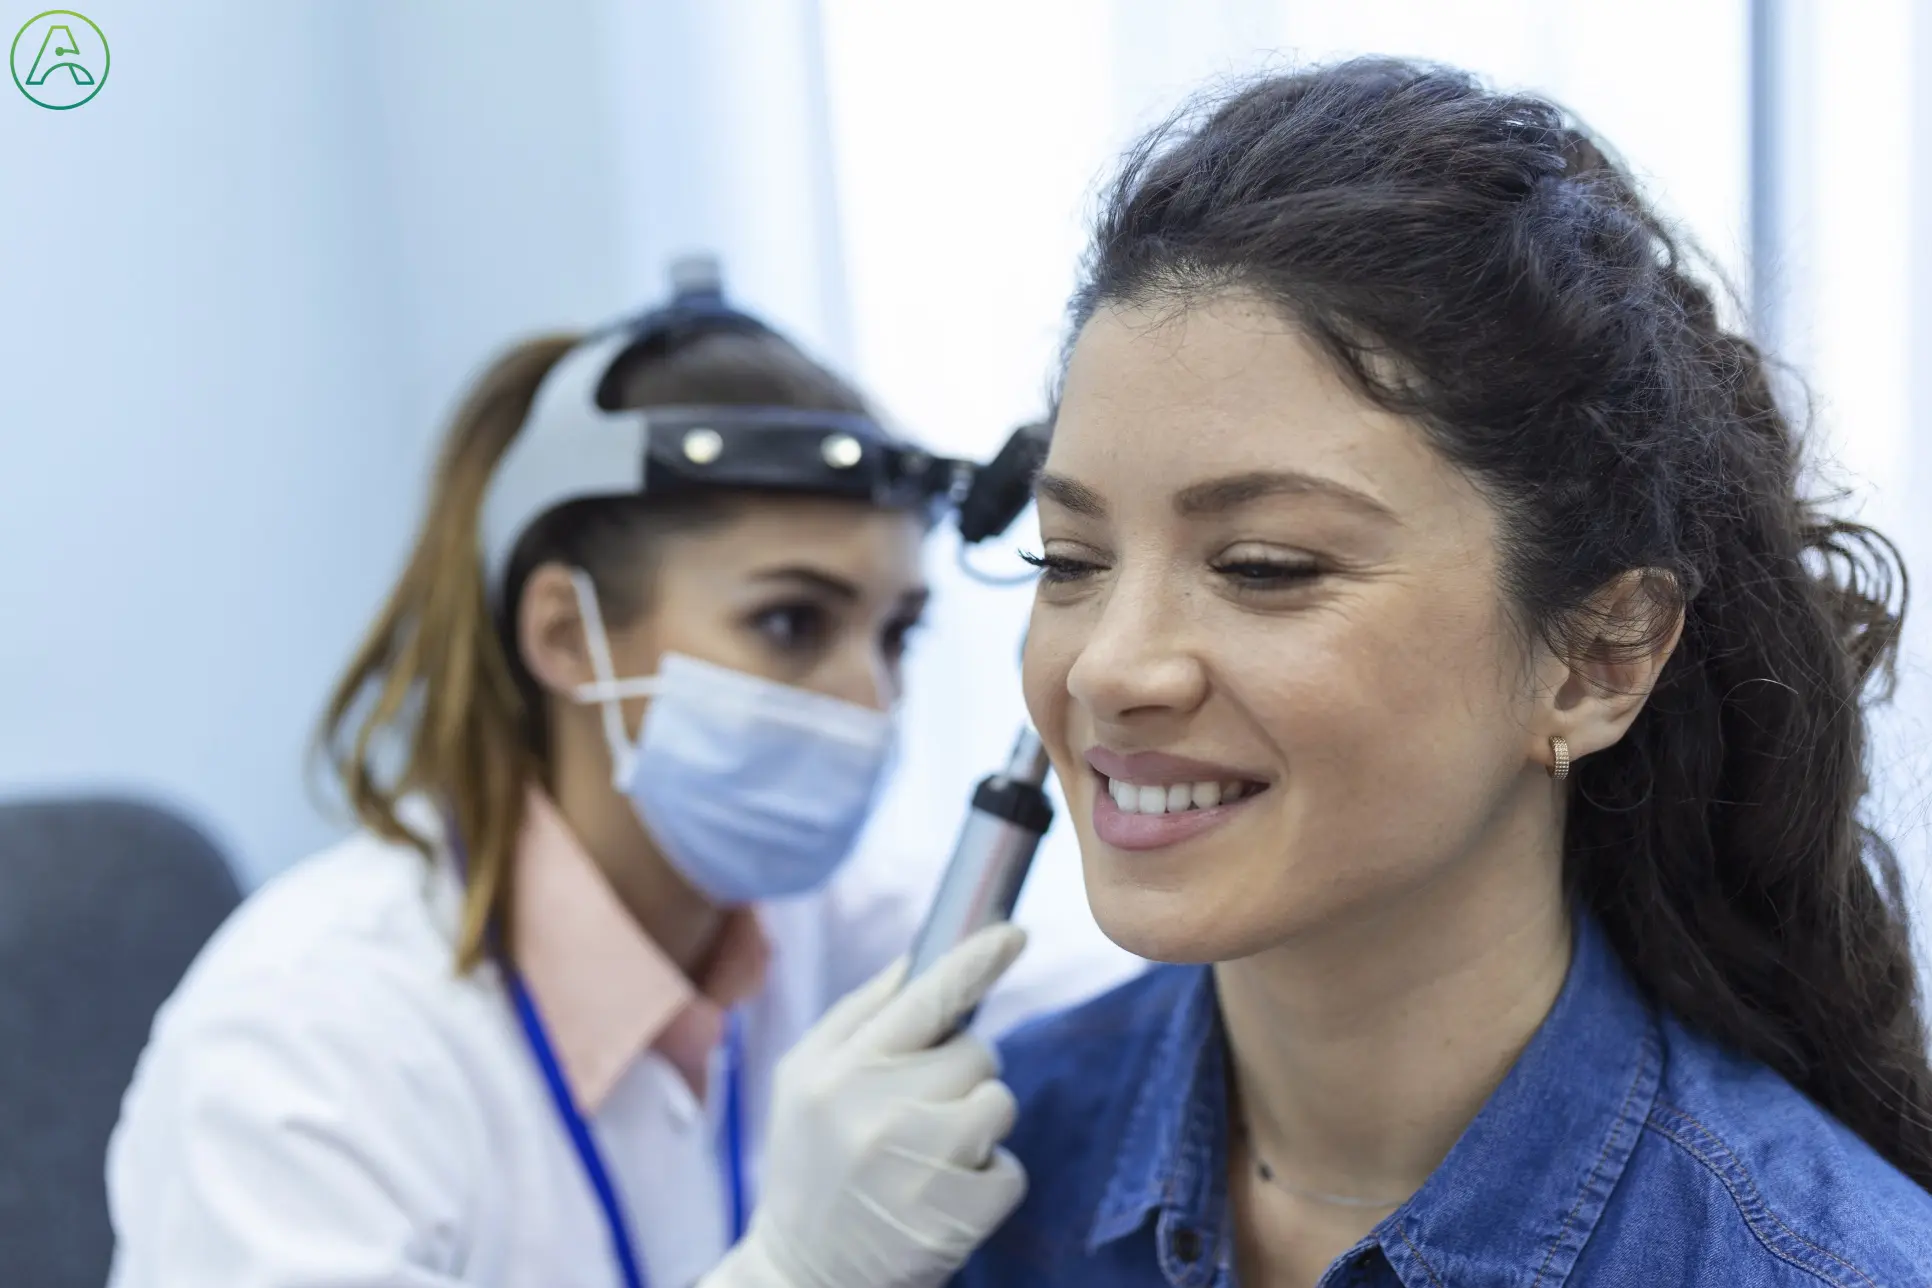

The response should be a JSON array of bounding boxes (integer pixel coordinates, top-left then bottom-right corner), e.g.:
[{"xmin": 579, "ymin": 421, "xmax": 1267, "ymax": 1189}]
[{"xmin": 958, "ymin": 915, "xmax": 1932, "ymax": 1286}]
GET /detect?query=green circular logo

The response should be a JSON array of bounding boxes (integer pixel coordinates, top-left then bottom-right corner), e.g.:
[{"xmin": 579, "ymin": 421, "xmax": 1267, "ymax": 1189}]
[{"xmin": 12, "ymin": 11, "xmax": 108, "ymax": 110}]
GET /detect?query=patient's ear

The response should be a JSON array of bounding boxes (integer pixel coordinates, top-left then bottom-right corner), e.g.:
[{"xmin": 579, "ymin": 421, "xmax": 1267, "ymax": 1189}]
[{"xmin": 1535, "ymin": 568, "xmax": 1684, "ymax": 765}]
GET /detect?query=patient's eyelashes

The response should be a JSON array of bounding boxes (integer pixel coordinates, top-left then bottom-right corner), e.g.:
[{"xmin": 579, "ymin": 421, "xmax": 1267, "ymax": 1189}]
[
  {"xmin": 1210, "ymin": 558, "xmax": 1322, "ymax": 590},
  {"xmin": 1019, "ymin": 551, "xmax": 1103, "ymax": 585},
  {"xmin": 1021, "ymin": 549, "xmax": 1324, "ymax": 594}
]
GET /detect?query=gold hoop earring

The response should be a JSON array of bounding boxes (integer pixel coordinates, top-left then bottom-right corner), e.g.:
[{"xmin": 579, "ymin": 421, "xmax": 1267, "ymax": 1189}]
[{"xmin": 1548, "ymin": 735, "xmax": 1572, "ymax": 781}]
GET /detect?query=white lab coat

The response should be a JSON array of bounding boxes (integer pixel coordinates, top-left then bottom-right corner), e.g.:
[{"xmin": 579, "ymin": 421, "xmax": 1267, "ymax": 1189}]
[{"xmin": 104, "ymin": 807, "xmax": 1140, "ymax": 1288}]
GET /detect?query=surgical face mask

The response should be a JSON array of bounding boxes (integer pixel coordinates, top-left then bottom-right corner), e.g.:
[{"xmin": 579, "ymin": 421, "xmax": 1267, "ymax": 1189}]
[{"xmin": 567, "ymin": 569, "xmax": 897, "ymax": 905}]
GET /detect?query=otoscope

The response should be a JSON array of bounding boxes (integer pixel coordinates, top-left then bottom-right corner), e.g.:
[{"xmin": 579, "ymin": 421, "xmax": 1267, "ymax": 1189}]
[
  {"xmin": 904, "ymin": 727, "xmax": 1056, "ymax": 1005},
  {"xmin": 898, "ymin": 416, "xmax": 1058, "ymax": 1024}
]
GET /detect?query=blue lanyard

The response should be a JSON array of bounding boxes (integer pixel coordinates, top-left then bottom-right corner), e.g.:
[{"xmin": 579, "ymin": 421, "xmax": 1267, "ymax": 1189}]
[
  {"xmin": 507, "ymin": 969, "xmax": 747, "ymax": 1288},
  {"xmin": 447, "ymin": 820, "xmax": 748, "ymax": 1288}
]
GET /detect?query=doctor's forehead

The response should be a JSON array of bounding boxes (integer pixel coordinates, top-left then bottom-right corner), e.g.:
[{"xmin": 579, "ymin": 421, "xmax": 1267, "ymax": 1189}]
[{"xmin": 670, "ymin": 498, "xmax": 927, "ymax": 591}]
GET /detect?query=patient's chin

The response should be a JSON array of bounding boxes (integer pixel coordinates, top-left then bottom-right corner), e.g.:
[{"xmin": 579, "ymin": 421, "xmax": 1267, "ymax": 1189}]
[{"xmin": 1089, "ymin": 883, "xmax": 1249, "ymax": 965}]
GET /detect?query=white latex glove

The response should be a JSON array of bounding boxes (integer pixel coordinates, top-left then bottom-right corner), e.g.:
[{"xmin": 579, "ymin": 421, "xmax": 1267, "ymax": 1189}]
[{"xmin": 701, "ymin": 923, "xmax": 1029, "ymax": 1288}]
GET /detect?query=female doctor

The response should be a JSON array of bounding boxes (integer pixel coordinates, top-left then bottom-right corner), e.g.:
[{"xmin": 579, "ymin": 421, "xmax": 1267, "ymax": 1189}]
[{"xmin": 105, "ymin": 261, "xmax": 1056, "ymax": 1288}]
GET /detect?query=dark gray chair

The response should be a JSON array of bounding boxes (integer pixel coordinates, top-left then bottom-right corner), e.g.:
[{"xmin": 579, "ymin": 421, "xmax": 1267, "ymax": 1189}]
[{"xmin": 0, "ymin": 795, "xmax": 243, "ymax": 1288}]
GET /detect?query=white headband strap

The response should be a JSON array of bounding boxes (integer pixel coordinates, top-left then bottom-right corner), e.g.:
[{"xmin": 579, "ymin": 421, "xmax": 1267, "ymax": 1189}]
[{"xmin": 478, "ymin": 330, "xmax": 648, "ymax": 598}]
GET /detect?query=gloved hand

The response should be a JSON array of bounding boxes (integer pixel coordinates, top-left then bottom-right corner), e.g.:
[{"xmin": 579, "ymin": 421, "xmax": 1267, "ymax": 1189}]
[{"xmin": 701, "ymin": 923, "xmax": 1029, "ymax": 1288}]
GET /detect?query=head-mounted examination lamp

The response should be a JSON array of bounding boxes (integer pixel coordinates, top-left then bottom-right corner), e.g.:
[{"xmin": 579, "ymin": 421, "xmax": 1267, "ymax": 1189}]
[{"xmin": 480, "ymin": 255, "xmax": 1045, "ymax": 596}]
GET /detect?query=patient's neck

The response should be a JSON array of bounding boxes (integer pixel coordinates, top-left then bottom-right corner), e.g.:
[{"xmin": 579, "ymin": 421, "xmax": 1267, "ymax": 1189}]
[{"xmin": 1214, "ymin": 827, "xmax": 1570, "ymax": 1257}]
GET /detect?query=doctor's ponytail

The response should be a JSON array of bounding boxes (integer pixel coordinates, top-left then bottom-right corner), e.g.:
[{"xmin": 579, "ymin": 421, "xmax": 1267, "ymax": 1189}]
[{"xmin": 316, "ymin": 334, "xmax": 578, "ymax": 970}]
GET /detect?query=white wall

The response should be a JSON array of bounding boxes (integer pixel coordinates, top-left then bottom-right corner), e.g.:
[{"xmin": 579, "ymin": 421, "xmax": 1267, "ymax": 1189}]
[
  {"xmin": 0, "ymin": 0, "xmax": 849, "ymax": 885},
  {"xmin": 4, "ymin": 2, "xmax": 422, "ymax": 883}
]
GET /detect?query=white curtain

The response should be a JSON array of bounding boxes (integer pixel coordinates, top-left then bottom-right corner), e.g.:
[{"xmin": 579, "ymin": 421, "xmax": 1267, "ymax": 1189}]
[{"xmin": 1753, "ymin": 0, "xmax": 1932, "ymax": 947}]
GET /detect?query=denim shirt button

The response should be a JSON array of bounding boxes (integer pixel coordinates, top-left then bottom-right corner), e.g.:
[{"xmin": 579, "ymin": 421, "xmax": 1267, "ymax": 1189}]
[{"xmin": 1172, "ymin": 1227, "xmax": 1202, "ymax": 1263}]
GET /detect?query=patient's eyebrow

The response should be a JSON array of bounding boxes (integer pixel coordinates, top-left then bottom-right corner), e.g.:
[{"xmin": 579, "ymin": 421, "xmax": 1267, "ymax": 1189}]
[
  {"xmin": 1034, "ymin": 472, "xmax": 1108, "ymax": 519},
  {"xmin": 1174, "ymin": 470, "xmax": 1396, "ymax": 522}
]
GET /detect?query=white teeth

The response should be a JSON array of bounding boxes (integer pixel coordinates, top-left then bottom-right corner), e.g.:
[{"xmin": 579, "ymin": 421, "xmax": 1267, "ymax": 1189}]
[{"xmin": 1107, "ymin": 776, "xmax": 1256, "ymax": 815}]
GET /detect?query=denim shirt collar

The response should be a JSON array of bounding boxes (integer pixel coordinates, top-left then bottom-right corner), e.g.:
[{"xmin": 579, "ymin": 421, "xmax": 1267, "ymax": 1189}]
[
  {"xmin": 1089, "ymin": 954, "xmax": 1231, "ymax": 1284},
  {"xmin": 1086, "ymin": 914, "xmax": 1665, "ymax": 1287}
]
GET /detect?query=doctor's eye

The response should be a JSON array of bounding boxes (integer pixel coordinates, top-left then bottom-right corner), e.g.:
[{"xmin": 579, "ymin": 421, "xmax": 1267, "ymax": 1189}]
[
  {"xmin": 750, "ymin": 602, "xmax": 830, "ymax": 654},
  {"xmin": 881, "ymin": 612, "xmax": 926, "ymax": 662}
]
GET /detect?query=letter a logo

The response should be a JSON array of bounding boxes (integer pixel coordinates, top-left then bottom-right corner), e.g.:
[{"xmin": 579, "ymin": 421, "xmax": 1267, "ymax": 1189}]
[{"xmin": 12, "ymin": 12, "xmax": 110, "ymax": 110}]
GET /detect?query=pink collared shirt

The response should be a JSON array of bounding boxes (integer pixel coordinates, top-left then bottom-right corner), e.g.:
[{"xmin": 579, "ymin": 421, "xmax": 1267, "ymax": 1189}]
[{"xmin": 508, "ymin": 788, "xmax": 770, "ymax": 1108}]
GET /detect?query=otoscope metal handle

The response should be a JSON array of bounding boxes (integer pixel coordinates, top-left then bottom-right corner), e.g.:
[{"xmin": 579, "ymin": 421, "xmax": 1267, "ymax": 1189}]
[{"xmin": 905, "ymin": 729, "xmax": 1055, "ymax": 987}]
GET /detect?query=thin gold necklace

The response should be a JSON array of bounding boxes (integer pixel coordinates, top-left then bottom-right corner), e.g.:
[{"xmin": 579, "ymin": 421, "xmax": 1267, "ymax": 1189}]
[{"xmin": 1234, "ymin": 1123, "xmax": 1408, "ymax": 1211}]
